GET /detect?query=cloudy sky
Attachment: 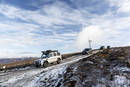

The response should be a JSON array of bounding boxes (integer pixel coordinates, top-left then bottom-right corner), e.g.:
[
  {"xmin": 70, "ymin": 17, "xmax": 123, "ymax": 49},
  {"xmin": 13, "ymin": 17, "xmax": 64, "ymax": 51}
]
[{"xmin": 0, "ymin": 0, "xmax": 130, "ymax": 58}]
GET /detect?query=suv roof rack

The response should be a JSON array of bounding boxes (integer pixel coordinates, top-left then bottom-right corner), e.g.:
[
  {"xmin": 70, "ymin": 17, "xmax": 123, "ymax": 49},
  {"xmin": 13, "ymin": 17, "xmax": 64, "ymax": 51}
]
[{"xmin": 41, "ymin": 50, "xmax": 59, "ymax": 55}]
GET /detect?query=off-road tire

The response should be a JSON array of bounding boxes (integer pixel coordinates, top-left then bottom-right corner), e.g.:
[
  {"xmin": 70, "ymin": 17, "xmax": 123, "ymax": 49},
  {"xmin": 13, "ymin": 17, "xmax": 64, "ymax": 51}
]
[
  {"xmin": 43, "ymin": 61, "xmax": 48, "ymax": 67},
  {"xmin": 57, "ymin": 58, "xmax": 61, "ymax": 64}
]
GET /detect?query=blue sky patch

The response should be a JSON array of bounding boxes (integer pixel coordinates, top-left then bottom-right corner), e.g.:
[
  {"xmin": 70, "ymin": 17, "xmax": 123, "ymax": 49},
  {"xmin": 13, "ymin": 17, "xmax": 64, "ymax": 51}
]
[{"xmin": 0, "ymin": 0, "xmax": 130, "ymax": 58}]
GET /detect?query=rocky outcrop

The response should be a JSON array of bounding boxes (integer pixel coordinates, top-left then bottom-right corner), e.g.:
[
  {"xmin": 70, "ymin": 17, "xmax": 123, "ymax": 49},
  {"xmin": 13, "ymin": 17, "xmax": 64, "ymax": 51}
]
[{"xmin": 62, "ymin": 47, "xmax": 130, "ymax": 87}]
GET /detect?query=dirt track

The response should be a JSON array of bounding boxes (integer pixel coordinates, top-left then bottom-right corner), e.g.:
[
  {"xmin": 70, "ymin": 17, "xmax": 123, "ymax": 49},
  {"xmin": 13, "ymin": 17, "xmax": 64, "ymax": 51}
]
[{"xmin": 0, "ymin": 54, "xmax": 91, "ymax": 87}]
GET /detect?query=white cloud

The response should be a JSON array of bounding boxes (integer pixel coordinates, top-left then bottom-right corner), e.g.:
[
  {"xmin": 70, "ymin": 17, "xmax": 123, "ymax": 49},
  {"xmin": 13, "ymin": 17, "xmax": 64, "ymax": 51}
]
[
  {"xmin": 0, "ymin": 4, "xmax": 33, "ymax": 21},
  {"xmin": 76, "ymin": 0, "xmax": 130, "ymax": 50},
  {"xmin": 0, "ymin": 0, "xmax": 130, "ymax": 58},
  {"xmin": 0, "ymin": 2, "xmax": 76, "ymax": 58},
  {"xmin": 0, "ymin": 22, "xmax": 40, "ymax": 46},
  {"xmin": 109, "ymin": 0, "xmax": 130, "ymax": 13},
  {"xmin": 76, "ymin": 26, "xmax": 105, "ymax": 50},
  {"xmin": 0, "ymin": 2, "xmax": 91, "ymax": 27},
  {"xmin": 119, "ymin": 1, "xmax": 130, "ymax": 13},
  {"xmin": 0, "ymin": 3, "xmax": 80, "ymax": 58},
  {"xmin": 76, "ymin": 14, "xmax": 130, "ymax": 50}
]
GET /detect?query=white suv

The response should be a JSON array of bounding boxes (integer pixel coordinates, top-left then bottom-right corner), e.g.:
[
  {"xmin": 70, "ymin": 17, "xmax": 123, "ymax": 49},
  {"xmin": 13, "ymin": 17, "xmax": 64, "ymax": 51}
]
[{"xmin": 34, "ymin": 50, "xmax": 62, "ymax": 67}]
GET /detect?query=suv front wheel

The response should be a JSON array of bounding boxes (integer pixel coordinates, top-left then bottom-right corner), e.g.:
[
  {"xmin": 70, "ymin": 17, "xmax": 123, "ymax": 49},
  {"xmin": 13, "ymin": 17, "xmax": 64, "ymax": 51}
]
[{"xmin": 43, "ymin": 61, "xmax": 48, "ymax": 67}]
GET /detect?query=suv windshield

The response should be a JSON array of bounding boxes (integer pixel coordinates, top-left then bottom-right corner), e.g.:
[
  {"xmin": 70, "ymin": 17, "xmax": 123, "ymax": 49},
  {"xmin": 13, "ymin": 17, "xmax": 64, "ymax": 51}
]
[
  {"xmin": 41, "ymin": 53, "xmax": 53, "ymax": 59},
  {"xmin": 41, "ymin": 54, "xmax": 48, "ymax": 59}
]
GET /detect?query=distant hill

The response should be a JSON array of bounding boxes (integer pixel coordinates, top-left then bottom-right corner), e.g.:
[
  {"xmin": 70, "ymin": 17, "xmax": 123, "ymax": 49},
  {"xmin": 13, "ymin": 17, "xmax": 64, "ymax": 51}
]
[{"xmin": 0, "ymin": 57, "xmax": 38, "ymax": 65}]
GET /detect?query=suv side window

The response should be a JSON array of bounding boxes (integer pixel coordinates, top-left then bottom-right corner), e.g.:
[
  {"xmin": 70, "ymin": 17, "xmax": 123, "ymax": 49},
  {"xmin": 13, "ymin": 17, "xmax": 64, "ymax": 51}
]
[
  {"xmin": 54, "ymin": 52, "xmax": 56, "ymax": 56},
  {"xmin": 49, "ymin": 53, "xmax": 53, "ymax": 57},
  {"xmin": 57, "ymin": 52, "xmax": 60, "ymax": 55}
]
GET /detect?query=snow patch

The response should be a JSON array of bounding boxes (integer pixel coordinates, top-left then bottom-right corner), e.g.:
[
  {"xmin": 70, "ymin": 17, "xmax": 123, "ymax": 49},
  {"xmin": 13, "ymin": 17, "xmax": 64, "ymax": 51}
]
[
  {"xmin": 112, "ymin": 75, "xmax": 130, "ymax": 87},
  {"xmin": 0, "ymin": 68, "xmax": 44, "ymax": 87},
  {"xmin": 25, "ymin": 65, "xmax": 68, "ymax": 87}
]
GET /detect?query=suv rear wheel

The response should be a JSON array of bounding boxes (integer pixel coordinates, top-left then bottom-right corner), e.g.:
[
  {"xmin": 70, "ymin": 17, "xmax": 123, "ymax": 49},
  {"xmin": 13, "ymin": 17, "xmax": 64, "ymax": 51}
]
[{"xmin": 57, "ymin": 58, "xmax": 61, "ymax": 64}]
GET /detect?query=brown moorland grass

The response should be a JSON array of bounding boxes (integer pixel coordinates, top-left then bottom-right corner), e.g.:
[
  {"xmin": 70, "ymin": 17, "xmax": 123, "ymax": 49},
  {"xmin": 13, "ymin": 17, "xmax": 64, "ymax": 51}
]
[
  {"xmin": 0, "ymin": 58, "xmax": 37, "ymax": 70},
  {"xmin": 0, "ymin": 52, "xmax": 82, "ymax": 70}
]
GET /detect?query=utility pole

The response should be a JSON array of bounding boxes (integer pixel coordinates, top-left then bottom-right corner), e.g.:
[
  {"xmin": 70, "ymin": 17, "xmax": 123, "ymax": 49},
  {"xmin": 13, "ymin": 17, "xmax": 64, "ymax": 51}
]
[{"xmin": 88, "ymin": 39, "xmax": 92, "ymax": 49}]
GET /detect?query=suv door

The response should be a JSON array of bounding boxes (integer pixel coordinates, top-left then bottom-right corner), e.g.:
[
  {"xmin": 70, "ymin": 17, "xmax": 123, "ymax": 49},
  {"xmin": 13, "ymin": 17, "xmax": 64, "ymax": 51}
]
[
  {"xmin": 47, "ymin": 52, "xmax": 57, "ymax": 63},
  {"xmin": 52, "ymin": 52, "xmax": 58, "ymax": 62}
]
